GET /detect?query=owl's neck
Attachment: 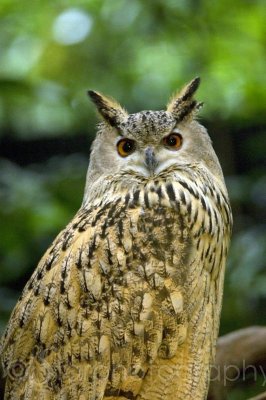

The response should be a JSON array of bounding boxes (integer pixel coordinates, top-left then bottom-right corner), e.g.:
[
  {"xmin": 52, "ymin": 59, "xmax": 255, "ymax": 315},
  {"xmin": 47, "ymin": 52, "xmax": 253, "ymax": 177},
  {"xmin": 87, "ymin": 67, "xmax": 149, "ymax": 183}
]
[{"xmin": 82, "ymin": 164, "xmax": 229, "ymax": 224}]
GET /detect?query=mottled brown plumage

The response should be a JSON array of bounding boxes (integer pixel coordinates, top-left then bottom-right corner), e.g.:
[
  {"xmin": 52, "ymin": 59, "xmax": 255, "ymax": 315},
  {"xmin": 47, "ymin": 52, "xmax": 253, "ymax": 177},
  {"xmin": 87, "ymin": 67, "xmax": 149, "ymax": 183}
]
[{"xmin": 0, "ymin": 78, "xmax": 232, "ymax": 400}]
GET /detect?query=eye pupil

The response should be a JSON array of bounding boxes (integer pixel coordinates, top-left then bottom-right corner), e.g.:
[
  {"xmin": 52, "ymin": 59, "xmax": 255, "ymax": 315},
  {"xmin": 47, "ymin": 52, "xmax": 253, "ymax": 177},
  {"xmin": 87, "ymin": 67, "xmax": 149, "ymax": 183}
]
[
  {"xmin": 168, "ymin": 136, "xmax": 177, "ymax": 146},
  {"xmin": 123, "ymin": 141, "xmax": 133, "ymax": 152}
]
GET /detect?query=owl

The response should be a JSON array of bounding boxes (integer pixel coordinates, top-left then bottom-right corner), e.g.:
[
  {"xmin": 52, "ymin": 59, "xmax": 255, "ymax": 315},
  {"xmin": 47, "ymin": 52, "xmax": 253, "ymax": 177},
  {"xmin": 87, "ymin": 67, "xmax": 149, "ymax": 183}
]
[{"xmin": 0, "ymin": 78, "xmax": 232, "ymax": 400}]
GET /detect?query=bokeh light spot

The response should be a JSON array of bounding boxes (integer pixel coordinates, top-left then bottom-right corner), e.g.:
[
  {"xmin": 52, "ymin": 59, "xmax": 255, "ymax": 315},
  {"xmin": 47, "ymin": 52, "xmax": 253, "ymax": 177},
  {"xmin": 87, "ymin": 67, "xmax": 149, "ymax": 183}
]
[{"xmin": 53, "ymin": 8, "xmax": 93, "ymax": 45}]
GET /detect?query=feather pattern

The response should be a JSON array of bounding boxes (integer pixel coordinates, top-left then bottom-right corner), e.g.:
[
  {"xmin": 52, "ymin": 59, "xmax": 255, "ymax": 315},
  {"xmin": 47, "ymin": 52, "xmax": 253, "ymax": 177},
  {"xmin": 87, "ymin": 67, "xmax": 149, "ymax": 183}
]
[{"xmin": 1, "ymin": 164, "xmax": 232, "ymax": 400}]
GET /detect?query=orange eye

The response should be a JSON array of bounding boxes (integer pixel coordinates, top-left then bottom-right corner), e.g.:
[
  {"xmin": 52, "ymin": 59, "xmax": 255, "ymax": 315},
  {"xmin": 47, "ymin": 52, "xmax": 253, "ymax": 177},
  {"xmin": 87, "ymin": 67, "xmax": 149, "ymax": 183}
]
[
  {"xmin": 163, "ymin": 133, "xmax": 182, "ymax": 150},
  {"xmin": 117, "ymin": 138, "xmax": 136, "ymax": 157}
]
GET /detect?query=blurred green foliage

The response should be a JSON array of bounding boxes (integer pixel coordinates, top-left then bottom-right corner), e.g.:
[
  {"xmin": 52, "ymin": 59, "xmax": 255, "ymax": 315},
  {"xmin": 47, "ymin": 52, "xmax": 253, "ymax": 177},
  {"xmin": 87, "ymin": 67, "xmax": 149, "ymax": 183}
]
[
  {"xmin": 1, "ymin": 0, "xmax": 266, "ymax": 138},
  {"xmin": 0, "ymin": 1, "xmax": 265, "ymax": 398}
]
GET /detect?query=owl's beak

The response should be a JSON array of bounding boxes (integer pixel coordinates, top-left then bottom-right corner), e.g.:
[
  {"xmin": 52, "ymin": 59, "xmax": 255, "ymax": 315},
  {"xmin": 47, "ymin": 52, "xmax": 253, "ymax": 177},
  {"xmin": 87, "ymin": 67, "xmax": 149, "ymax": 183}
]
[{"xmin": 144, "ymin": 147, "xmax": 157, "ymax": 174}]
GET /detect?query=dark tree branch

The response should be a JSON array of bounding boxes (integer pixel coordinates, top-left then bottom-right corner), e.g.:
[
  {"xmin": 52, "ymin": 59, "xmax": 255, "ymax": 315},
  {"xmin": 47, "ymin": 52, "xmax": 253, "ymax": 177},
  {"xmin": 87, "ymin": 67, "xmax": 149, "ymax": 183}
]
[
  {"xmin": 248, "ymin": 392, "xmax": 266, "ymax": 400},
  {"xmin": 208, "ymin": 326, "xmax": 266, "ymax": 400}
]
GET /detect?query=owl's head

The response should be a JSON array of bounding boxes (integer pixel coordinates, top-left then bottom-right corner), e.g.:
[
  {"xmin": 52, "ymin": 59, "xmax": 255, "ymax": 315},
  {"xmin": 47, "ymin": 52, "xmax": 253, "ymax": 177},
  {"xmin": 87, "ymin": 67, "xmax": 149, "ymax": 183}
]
[{"xmin": 86, "ymin": 78, "xmax": 223, "ymax": 187}]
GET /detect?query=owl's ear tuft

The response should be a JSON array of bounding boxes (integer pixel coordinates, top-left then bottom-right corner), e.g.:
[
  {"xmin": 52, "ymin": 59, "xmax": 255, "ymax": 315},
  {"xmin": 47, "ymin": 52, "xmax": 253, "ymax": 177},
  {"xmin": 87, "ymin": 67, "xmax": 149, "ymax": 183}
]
[
  {"xmin": 88, "ymin": 90, "xmax": 128, "ymax": 127},
  {"xmin": 167, "ymin": 77, "xmax": 203, "ymax": 122}
]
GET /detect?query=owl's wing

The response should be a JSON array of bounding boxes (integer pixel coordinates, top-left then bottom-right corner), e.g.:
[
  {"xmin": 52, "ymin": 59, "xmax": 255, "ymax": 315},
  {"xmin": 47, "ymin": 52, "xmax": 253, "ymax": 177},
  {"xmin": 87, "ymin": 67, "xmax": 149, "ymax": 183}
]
[
  {"xmin": 135, "ymin": 174, "xmax": 232, "ymax": 400},
  {"xmin": 1, "ymin": 194, "xmax": 188, "ymax": 400}
]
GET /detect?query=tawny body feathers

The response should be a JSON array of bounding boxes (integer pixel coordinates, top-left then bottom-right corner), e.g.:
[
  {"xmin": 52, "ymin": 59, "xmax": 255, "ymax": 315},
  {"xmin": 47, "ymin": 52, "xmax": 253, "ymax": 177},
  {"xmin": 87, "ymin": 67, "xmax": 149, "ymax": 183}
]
[{"xmin": 0, "ymin": 78, "xmax": 232, "ymax": 400}]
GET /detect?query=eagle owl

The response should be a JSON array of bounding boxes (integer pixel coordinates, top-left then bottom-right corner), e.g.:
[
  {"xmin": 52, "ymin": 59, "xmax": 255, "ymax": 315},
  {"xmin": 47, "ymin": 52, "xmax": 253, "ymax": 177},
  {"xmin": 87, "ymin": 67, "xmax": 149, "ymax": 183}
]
[{"xmin": 0, "ymin": 78, "xmax": 232, "ymax": 400}]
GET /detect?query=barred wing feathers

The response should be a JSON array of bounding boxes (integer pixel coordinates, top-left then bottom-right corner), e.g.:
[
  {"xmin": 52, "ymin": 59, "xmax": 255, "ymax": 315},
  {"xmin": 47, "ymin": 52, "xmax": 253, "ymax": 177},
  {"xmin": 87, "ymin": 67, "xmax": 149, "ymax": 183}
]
[{"xmin": 0, "ymin": 168, "xmax": 232, "ymax": 400}]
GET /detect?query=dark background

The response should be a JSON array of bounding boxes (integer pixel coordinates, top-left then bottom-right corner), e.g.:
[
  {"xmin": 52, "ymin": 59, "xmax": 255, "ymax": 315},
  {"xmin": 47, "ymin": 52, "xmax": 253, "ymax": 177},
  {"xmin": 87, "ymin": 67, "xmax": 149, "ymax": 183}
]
[{"xmin": 0, "ymin": 1, "xmax": 265, "ymax": 398}]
